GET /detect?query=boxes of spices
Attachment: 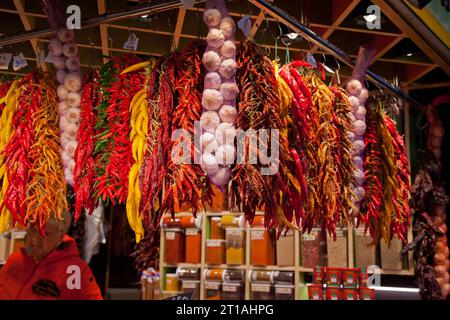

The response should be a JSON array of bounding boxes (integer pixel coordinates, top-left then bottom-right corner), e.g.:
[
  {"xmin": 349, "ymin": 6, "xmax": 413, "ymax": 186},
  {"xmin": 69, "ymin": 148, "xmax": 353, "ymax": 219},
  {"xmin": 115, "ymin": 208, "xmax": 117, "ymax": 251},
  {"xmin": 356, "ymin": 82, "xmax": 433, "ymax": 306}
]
[
  {"xmin": 165, "ymin": 273, "xmax": 179, "ymax": 292},
  {"xmin": 359, "ymin": 287, "xmax": 375, "ymax": 300},
  {"xmin": 326, "ymin": 267, "xmax": 342, "ymax": 286},
  {"xmin": 250, "ymin": 227, "xmax": 275, "ymax": 266},
  {"xmin": 307, "ymin": 284, "xmax": 324, "ymax": 300},
  {"xmin": 301, "ymin": 228, "xmax": 327, "ymax": 268},
  {"xmin": 204, "ymin": 281, "xmax": 222, "ymax": 300},
  {"xmin": 210, "ymin": 217, "xmax": 225, "ymax": 240},
  {"xmin": 251, "ymin": 283, "xmax": 274, "ymax": 300},
  {"xmin": 185, "ymin": 228, "xmax": 201, "ymax": 264},
  {"xmin": 326, "ymin": 286, "xmax": 342, "ymax": 300},
  {"xmin": 342, "ymin": 288, "xmax": 358, "ymax": 300},
  {"xmin": 354, "ymin": 227, "xmax": 376, "ymax": 268},
  {"xmin": 226, "ymin": 228, "xmax": 245, "ymax": 265},
  {"xmin": 275, "ymin": 284, "xmax": 295, "ymax": 300},
  {"xmin": 327, "ymin": 228, "xmax": 348, "ymax": 267},
  {"xmin": 181, "ymin": 280, "xmax": 200, "ymax": 300},
  {"xmin": 165, "ymin": 228, "xmax": 184, "ymax": 264},
  {"xmin": 313, "ymin": 266, "xmax": 325, "ymax": 284},
  {"xmin": 276, "ymin": 229, "xmax": 295, "ymax": 266},
  {"xmin": 206, "ymin": 240, "xmax": 226, "ymax": 265},
  {"xmin": 341, "ymin": 268, "xmax": 359, "ymax": 287},
  {"xmin": 222, "ymin": 283, "xmax": 244, "ymax": 300}
]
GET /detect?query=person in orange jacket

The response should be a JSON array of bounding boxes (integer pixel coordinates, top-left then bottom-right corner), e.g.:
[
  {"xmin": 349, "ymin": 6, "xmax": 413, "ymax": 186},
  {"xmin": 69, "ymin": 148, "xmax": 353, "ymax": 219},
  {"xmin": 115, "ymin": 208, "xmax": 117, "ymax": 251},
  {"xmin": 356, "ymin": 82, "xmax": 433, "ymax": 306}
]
[{"xmin": 0, "ymin": 210, "xmax": 102, "ymax": 300}]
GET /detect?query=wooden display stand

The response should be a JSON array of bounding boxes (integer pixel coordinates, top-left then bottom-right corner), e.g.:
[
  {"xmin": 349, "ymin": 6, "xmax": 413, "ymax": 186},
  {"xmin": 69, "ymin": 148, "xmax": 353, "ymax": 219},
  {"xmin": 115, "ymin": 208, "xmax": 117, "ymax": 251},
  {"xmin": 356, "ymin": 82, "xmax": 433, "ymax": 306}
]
[{"xmin": 159, "ymin": 211, "xmax": 414, "ymax": 300}]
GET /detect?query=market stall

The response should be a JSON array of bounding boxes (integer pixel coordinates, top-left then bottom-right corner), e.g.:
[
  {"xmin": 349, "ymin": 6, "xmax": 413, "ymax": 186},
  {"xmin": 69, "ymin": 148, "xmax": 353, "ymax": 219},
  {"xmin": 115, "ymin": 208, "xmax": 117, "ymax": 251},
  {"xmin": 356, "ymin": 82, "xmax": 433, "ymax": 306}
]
[{"xmin": 0, "ymin": 0, "xmax": 449, "ymax": 301}]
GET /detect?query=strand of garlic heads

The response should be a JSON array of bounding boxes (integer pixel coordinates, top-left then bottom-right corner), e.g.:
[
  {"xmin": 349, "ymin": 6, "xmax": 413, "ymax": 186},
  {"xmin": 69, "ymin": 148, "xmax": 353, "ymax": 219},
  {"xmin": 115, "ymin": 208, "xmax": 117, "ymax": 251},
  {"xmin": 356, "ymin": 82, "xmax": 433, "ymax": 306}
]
[
  {"xmin": 346, "ymin": 79, "xmax": 368, "ymax": 211},
  {"xmin": 49, "ymin": 28, "xmax": 82, "ymax": 186},
  {"xmin": 200, "ymin": 1, "xmax": 238, "ymax": 188}
]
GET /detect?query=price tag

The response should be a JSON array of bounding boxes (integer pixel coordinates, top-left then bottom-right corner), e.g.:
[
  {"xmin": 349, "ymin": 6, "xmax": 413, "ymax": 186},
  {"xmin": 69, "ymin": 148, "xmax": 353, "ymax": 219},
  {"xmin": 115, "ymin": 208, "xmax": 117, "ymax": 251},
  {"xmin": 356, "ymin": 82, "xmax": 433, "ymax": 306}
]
[
  {"xmin": 222, "ymin": 284, "xmax": 237, "ymax": 292},
  {"xmin": 251, "ymin": 284, "xmax": 270, "ymax": 292},
  {"xmin": 166, "ymin": 232, "xmax": 176, "ymax": 240},
  {"xmin": 275, "ymin": 287, "xmax": 292, "ymax": 294},
  {"xmin": 0, "ymin": 53, "xmax": 12, "ymax": 70},
  {"xmin": 237, "ymin": 15, "xmax": 252, "ymax": 37},
  {"xmin": 186, "ymin": 228, "xmax": 199, "ymax": 236},
  {"xmin": 251, "ymin": 229, "xmax": 265, "ymax": 240},
  {"xmin": 182, "ymin": 282, "xmax": 197, "ymax": 289},
  {"xmin": 123, "ymin": 33, "xmax": 139, "ymax": 51},
  {"xmin": 306, "ymin": 53, "xmax": 317, "ymax": 68},
  {"xmin": 205, "ymin": 282, "xmax": 220, "ymax": 290},
  {"xmin": 12, "ymin": 52, "xmax": 28, "ymax": 71}
]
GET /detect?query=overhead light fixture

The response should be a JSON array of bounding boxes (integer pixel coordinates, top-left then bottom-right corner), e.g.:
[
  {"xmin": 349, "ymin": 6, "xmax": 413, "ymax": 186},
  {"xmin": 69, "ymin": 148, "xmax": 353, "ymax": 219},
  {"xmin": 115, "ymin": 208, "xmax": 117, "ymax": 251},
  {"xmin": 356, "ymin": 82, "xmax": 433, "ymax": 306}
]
[
  {"xmin": 363, "ymin": 14, "xmax": 377, "ymax": 22},
  {"xmin": 406, "ymin": 53, "xmax": 413, "ymax": 57},
  {"xmin": 286, "ymin": 32, "xmax": 299, "ymax": 40},
  {"xmin": 141, "ymin": 14, "xmax": 148, "ymax": 18}
]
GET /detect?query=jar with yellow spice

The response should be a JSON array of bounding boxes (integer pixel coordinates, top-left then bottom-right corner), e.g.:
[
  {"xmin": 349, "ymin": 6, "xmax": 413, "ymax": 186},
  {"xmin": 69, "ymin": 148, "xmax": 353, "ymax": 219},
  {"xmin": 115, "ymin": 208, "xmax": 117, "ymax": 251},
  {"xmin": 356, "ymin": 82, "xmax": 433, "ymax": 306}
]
[{"xmin": 226, "ymin": 228, "xmax": 245, "ymax": 265}]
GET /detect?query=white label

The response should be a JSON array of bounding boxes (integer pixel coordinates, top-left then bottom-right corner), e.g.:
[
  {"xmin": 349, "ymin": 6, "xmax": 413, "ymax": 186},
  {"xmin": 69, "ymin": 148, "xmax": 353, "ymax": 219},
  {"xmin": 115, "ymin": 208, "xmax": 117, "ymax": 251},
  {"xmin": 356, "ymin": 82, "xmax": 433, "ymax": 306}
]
[
  {"xmin": 346, "ymin": 295, "xmax": 354, "ymax": 300},
  {"xmin": 275, "ymin": 287, "xmax": 292, "ymax": 294},
  {"xmin": 222, "ymin": 285, "xmax": 237, "ymax": 292},
  {"xmin": 251, "ymin": 230, "xmax": 265, "ymax": 240},
  {"xmin": 237, "ymin": 15, "xmax": 252, "ymax": 37},
  {"xmin": 227, "ymin": 230, "xmax": 243, "ymax": 236},
  {"xmin": 331, "ymin": 295, "xmax": 338, "ymax": 300},
  {"xmin": 182, "ymin": 282, "xmax": 197, "ymax": 289},
  {"xmin": 205, "ymin": 283, "xmax": 219, "ymax": 290},
  {"xmin": 336, "ymin": 229, "xmax": 345, "ymax": 237},
  {"xmin": 306, "ymin": 53, "xmax": 317, "ymax": 68},
  {"xmin": 166, "ymin": 232, "xmax": 176, "ymax": 240},
  {"xmin": 356, "ymin": 228, "xmax": 367, "ymax": 236},
  {"xmin": 303, "ymin": 231, "xmax": 318, "ymax": 241},
  {"xmin": 312, "ymin": 292, "xmax": 320, "ymax": 300},
  {"xmin": 347, "ymin": 278, "xmax": 354, "ymax": 284},
  {"xmin": 12, "ymin": 52, "xmax": 27, "ymax": 71},
  {"xmin": 186, "ymin": 229, "xmax": 199, "ymax": 236},
  {"xmin": 123, "ymin": 33, "xmax": 139, "ymax": 51},
  {"xmin": 206, "ymin": 240, "xmax": 223, "ymax": 247},
  {"xmin": 0, "ymin": 53, "xmax": 12, "ymax": 70},
  {"xmin": 252, "ymin": 284, "xmax": 270, "ymax": 292}
]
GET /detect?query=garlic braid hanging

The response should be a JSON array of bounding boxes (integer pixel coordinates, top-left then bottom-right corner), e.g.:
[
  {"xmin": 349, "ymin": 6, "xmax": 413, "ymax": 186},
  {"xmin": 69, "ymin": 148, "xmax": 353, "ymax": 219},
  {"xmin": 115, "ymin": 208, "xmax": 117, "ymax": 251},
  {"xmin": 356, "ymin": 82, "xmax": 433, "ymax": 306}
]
[
  {"xmin": 200, "ymin": 0, "xmax": 238, "ymax": 188},
  {"xmin": 50, "ymin": 28, "xmax": 82, "ymax": 186}
]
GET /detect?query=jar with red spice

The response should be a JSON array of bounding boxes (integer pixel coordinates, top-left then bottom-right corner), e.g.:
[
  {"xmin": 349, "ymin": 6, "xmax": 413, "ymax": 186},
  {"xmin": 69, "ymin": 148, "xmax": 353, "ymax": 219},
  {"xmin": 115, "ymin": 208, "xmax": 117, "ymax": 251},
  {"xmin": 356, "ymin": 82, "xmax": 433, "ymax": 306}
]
[
  {"xmin": 165, "ymin": 228, "xmax": 184, "ymax": 264},
  {"xmin": 210, "ymin": 217, "xmax": 225, "ymax": 240},
  {"xmin": 185, "ymin": 228, "xmax": 201, "ymax": 264},
  {"xmin": 206, "ymin": 239, "xmax": 226, "ymax": 265},
  {"xmin": 250, "ymin": 227, "xmax": 275, "ymax": 266}
]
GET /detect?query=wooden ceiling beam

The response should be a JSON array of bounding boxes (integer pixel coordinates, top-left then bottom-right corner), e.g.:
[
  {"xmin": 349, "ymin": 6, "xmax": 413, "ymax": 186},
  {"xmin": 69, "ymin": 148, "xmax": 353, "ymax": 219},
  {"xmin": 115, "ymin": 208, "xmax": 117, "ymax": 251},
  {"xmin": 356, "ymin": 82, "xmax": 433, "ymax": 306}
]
[
  {"xmin": 0, "ymin": 8, "xmax": 46, "ymax": 18},
  {"xmin": 311, "ymin": 0, "xmax": 360, "ymax": 51},
  {"xmin": 405, "ymin": 81, "xmax": 450, "ymax": 91},
  {"xmin": 12, "ymin": 0, "xmax": 46, "ymax": 71},
  {"xmin": 370, "ymin": 35, "xmax": 405, "ymax": 66},
  {"xmin": 172, "ymin": 7, "xmax": 186, "ymax": 50},
  {"xmin": 97, "ymin": 0, "xmax": 109, "ymax": 64},
  {"xmin": 405, "ymin": 64, "xmax": 437, "ymax": 85},
  {"xmin": 249, "ymin": 10, "xmax": 265, "ymax": 39},
  {"xmin": 371, "ymin": 0, "xmax": 450, "ymax": 75}
]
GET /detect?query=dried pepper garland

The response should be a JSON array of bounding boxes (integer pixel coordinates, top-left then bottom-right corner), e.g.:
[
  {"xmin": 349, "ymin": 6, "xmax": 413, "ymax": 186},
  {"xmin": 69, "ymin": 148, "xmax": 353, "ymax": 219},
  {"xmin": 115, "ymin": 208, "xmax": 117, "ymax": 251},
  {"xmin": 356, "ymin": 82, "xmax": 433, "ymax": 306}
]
[
  {"xmin": 161, "ymin": 42, "xmax": 213, "ymax": 217},
  {"xmin": 94, "ymin": 55, "xmax": 143, "ymax": 205},
  {"xmin": 131, "ymin": 222, "xmax": 160, "ymax": 273},
  {"xmin": 231, "ymin": 41, "xmax": 281, "ymax": 227},
  {"xmin": 139, "ymin": 55, "xmax": 178, "ymax": 224},
  {"xmin": 25, "ymin": 76, "xmax": 68, "ymax": 229},
  {"xmin": 360, "ymin": 100, "xmax": 411, "ymax": 244},
  {"xmin": 74, "ymin": 71, "xmax": 99, "ymax": 221}
]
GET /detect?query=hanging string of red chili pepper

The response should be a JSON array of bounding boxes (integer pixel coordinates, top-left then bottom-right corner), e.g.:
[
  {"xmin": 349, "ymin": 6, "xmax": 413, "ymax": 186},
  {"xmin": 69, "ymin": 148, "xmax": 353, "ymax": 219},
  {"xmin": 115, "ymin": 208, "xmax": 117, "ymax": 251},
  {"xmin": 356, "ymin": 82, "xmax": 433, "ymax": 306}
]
[
  {"xmin": 139, "ymin": 55, "xmax": 178, "ymax": 225},
  {"xmin": 74, "ymin": 71, "xmax": 99, "ymax": 221},
  {"xmin": 231, "ymin": 41, "xmax": 281, "ymax": 228},
  {"xmin": 161, "ymin": 42, "xmax": 213, "ymax": 217},
  {"xmin": 25, "ymin": 75, "xmax": 68, "ymax": 233}
]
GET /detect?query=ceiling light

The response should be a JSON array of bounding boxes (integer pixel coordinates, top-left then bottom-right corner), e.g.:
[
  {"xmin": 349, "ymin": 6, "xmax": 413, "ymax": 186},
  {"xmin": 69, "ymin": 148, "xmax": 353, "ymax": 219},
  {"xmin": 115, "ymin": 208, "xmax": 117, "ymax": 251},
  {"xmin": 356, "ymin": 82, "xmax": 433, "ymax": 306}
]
[
  {"xmin": 406, "ymin": 53, "xmax": 413, "ymax": 57},
  {"xmin": 363, "ymin": 14, "xmax": 377, "ymax": 22},
  {"xmin": 141, "ymin": 14, "xmax": 148, "ymax": 18},
  {"xmin": 286, "ymin": 32, "xmax": 298, "ymax": 40}
]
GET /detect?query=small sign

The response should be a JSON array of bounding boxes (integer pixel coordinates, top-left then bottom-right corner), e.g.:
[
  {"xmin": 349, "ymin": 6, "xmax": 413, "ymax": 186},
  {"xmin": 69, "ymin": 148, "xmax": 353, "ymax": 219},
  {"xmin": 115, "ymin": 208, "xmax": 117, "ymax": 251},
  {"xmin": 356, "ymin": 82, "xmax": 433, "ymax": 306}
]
[
  {"xmin": 123, "ymin": 33, "xmax": 139, "ymax": 51},
  {"xmin": 237, "ymin": 15, "xmax": 252, "ymax": 37},
  {"xmin": 12, "ymin": 52, "xmax": 27, "ymax": 71},
  {"xmin": 0, "ymin": 53, "xmax": 12, "ymax": 70},
  {"xmin": 306, "ymin": 53, "xmax": 317, "ymax": 68}
]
